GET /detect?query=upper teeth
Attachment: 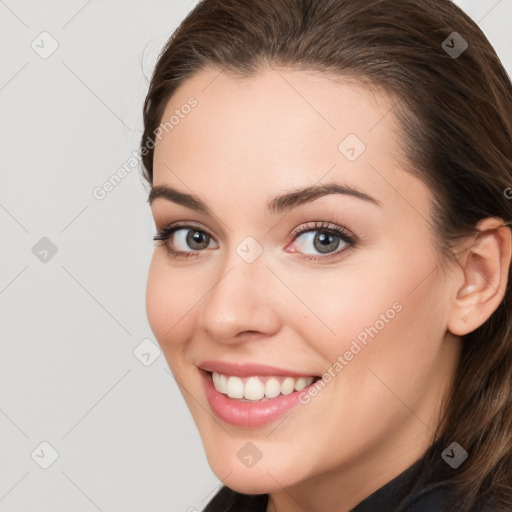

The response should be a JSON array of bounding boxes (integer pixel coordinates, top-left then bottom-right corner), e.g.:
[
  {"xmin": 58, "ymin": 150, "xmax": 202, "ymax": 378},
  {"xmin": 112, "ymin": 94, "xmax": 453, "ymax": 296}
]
[{"xmin": 211, "ymin": 372, "xmax": 315, "ymax": 401}]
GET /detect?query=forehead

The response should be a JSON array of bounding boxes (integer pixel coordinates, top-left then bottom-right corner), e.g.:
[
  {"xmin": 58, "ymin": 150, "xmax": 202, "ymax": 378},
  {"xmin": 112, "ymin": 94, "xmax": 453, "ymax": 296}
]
[
  {"xmin": 154, "ymin": 65, "xmax": 396, "ymax": 165},
  {"xmin": 152, "ymin": 66, "xmax": 432, "ymax": 221}
]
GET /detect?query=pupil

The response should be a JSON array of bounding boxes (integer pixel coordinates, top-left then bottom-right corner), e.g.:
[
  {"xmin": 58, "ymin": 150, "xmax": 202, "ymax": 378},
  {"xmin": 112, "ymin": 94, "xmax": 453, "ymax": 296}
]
[
  {"xmin": 314, "ymin": 231, "xmax": 339, "ymax": 254},
  {"xmin": 188, "ymin": 230, "xmax": 209, "ymax": 249}
]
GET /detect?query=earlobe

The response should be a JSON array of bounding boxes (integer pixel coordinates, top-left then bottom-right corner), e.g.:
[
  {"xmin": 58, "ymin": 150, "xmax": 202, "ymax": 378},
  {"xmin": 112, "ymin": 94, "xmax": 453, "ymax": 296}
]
[{"xmin": 447, "ymin": 218, "xmax": 512, "ymax": 336}]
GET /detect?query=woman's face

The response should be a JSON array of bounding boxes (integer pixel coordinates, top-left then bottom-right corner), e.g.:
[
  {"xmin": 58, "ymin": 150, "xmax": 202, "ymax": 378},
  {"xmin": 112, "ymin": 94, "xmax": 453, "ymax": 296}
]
[{"xmin": 146, "ymin": 66, "xmax": 461, "ymax": 495}]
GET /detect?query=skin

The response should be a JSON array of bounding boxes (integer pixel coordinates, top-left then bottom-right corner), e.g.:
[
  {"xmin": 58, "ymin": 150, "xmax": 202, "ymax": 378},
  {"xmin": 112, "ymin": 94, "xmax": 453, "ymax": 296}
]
[{"xmin": 146, "ymin": 65, "xmax": 511, "ymax": 512}]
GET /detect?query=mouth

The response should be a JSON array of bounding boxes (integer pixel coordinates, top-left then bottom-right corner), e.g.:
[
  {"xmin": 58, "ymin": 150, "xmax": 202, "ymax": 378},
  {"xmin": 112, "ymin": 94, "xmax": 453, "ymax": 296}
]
[
  {"xmin": 199, "ymin": 367, "xmax": 322, "ymax": 427},
  {"xmin": 210, "ymin": 371, "xmax": 318, "ymax": 401}
]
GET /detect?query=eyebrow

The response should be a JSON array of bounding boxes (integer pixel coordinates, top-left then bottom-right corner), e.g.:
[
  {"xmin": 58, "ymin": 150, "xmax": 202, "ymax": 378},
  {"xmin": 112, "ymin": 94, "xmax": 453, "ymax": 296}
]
[{"xmin": 147, "ymin": 181, "xmax": 382, "ymax": 214}]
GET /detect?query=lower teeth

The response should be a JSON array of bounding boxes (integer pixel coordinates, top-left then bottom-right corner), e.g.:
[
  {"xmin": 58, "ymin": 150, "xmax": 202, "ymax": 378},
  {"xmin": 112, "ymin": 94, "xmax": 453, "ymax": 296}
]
[{"xmin": 237, "ymin": 396, "xmax": 271, "ymax": 402}]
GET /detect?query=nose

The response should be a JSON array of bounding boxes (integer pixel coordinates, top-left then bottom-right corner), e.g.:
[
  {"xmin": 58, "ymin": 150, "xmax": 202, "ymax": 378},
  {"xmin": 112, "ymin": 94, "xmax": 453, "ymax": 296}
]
[{"xmin": 198, "ymin": 250, "xmax": 281, "ymax": 344}]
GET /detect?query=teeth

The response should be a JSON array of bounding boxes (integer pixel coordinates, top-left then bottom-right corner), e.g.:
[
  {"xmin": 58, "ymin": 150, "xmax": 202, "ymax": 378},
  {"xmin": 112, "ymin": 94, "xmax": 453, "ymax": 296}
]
[
  {"xmin": 212, "ymin": 372, "xmax": 228, "ymax": 394},
  {"xmin": 244, "ymin": 377, "xmax": 265, "ymax": 400},
  {"xmin": 212, "ymin": 372, "xmax": 315, "ymax": 400},
  {"xmin": 226, "ymin": 376, "xmax": 244, "ymax": 399},
  {"xmin": 294, "ymin": 377, "xmax": 308, "ymax": 391},
  {"xmin": 264, "ymin": 377, "xmax": 281, "ymax": 398},
  {"xmin": 281, "ymin": 377, "xmax": 295, "ymax": 395}
]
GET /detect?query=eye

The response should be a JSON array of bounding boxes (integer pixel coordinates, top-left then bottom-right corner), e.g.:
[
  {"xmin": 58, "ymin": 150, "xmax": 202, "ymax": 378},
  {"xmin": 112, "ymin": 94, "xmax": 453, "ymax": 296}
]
[
  {"xmin": 173, "ymin": 228, "xmax": 216, "ymax": 251},
  {"xmin": 153, "ymin": 220, "xmax": 357, "ymax": 262},
  {"xmin": 153, "ymin": 223, "xmax": 217, "ymax": 258},
  {"xmin": 287, "ymin": 221, "xmax": 357, "ymax": 261}
]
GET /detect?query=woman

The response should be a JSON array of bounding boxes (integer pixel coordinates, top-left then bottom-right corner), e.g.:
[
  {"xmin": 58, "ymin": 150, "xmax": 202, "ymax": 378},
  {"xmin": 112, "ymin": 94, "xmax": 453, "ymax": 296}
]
[{"xmin": 140, "ymin": 0, "xmax": 512, "ymax": 510}]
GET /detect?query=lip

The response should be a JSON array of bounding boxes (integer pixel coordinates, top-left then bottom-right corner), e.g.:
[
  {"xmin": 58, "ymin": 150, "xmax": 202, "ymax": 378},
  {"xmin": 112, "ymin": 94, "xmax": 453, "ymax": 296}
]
[
  {"xmin": 199, "ymin": 368, "xmax": 319, "ymax": 428},
  {"xmin": 198, "ymin": 360, "xmax": 318, "ymax": 378}
]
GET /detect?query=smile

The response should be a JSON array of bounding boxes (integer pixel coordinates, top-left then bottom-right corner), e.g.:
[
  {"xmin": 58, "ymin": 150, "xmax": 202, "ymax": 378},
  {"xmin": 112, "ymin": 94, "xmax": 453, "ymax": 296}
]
[
  {"xmin": 212, "ymin": 372, "xmax": 315, "ymax": 401},
  {"xmin": 198, "ymin": 361, "xmax": 321, "ymax": 427}
]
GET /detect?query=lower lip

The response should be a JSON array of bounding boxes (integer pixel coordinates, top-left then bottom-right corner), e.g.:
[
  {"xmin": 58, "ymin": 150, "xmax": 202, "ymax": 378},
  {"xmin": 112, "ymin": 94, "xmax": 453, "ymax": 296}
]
[{"xmin": 200, "ymin": 370, "xmax": 316, "ymax": 428}]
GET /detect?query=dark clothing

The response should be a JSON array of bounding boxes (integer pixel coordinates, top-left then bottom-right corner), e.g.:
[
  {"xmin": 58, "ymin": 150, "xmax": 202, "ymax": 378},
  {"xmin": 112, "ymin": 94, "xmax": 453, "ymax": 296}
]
[
  {"xmin": 351, "ymin": 454, "xmax": 450, "ymax": 512},
  {"xmin": 203, "ymin": 445, "xmax": 494, "ymax": 511}
]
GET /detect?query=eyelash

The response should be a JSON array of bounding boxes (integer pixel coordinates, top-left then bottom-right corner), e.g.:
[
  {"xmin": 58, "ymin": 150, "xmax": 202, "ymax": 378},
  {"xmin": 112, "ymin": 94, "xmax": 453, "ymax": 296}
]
[{"xmin": 153, "ymin": 220, "xmax": 358, "ymax": 262}]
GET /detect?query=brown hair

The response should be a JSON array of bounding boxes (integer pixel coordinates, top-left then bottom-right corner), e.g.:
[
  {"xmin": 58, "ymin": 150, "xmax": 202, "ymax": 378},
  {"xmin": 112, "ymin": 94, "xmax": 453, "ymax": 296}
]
[{"xmin": 140, "ymin": 1, "xmax": 512, "ymax": 510}]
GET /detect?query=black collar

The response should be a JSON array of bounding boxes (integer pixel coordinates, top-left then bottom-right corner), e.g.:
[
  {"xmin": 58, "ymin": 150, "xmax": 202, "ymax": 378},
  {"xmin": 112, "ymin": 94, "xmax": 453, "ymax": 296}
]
[{"xmin": 351, "ymin": 452, "xmax": 450, "ymax": 512}]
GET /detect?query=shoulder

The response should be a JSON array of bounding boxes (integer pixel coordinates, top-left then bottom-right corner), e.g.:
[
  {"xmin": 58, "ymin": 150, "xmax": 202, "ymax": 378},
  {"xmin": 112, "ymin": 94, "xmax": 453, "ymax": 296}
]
[
  {"xmin": 401, "ymin": 483, "xmax": 454, "ymax": 511},
  {"xmin": 402, "ymin": 482, "xmax": 497, "ymax": 512}
]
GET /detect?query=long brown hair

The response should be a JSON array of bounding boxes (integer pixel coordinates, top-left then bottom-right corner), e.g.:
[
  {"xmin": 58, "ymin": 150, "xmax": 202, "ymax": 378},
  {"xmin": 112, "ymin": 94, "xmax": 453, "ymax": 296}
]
[{"xmin": 140, "ymin": 1, "xmax": 512, "ymax": 510}]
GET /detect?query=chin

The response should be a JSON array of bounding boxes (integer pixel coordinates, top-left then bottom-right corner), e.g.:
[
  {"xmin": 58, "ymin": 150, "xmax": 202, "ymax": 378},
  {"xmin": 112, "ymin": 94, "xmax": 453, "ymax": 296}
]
[
  {"xmin": 219, "ymin": 469, "xmax": 290, "ymax": 495},
  {"xmin": 204, "ymin": 445, "xmax": 307, "ymax": 495}
]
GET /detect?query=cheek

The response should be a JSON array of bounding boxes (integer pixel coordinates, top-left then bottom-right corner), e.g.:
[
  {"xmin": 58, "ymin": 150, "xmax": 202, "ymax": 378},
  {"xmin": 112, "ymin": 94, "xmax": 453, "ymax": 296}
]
[
  {"xmin": 286, "ymin": 238, "xmax": 444, "ymax": 372},
  {"xmin": 146, "ymin": 256, "xmax": 170, "ymax": 341},
  {"xmin": 145, "ymin": 253, "xmax": 200, "ymax": 353},
  {"xmin": 308, "ymin": 244, "xmax": 446, "ymax": 415}
]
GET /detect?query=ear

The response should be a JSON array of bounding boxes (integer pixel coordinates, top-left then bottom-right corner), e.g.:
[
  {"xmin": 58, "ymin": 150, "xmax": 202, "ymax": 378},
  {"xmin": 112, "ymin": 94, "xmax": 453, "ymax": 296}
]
[{"xmin": 447, "ymin": 217, "xmax": 512, "ymax": 336}]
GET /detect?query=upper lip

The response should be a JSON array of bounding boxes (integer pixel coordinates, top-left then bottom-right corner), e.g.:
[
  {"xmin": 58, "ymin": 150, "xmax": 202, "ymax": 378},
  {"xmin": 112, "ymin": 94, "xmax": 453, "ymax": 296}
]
[{"xmin": 198, "ymin": 360, "xmax": 318, "ymax": 378}]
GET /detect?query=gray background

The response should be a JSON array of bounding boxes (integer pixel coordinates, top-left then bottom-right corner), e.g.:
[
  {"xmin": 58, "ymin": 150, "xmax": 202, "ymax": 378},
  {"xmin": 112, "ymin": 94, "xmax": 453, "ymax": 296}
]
[{"xmin": 1, "ymin": 1, "xmax": 511, "ymax": 511}]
